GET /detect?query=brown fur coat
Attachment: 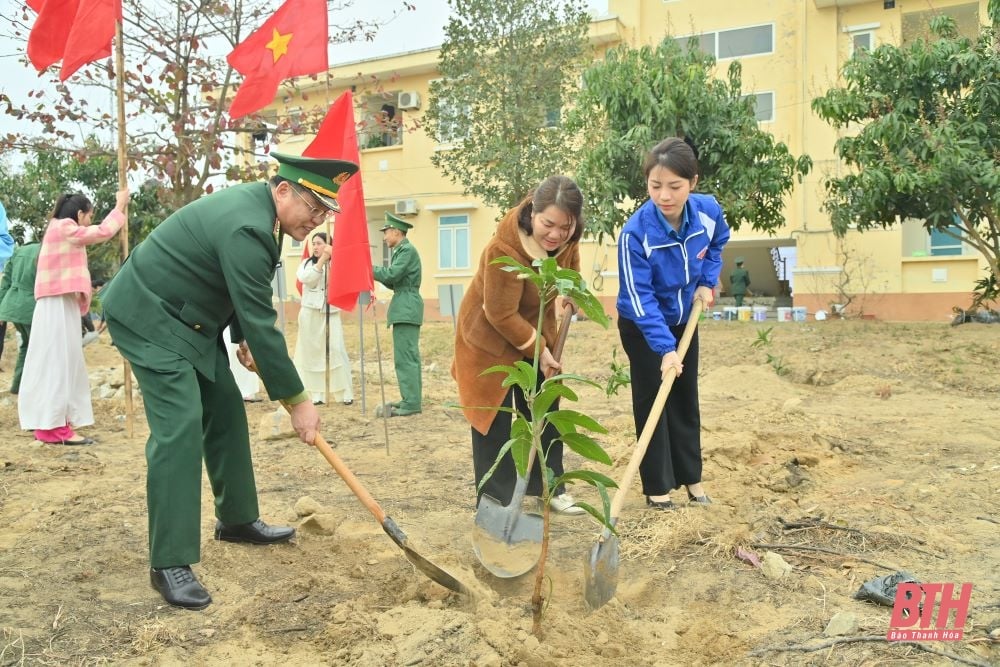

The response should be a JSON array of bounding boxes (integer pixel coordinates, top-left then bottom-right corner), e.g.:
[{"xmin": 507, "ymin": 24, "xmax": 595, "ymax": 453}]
[{"xmin": 451, "ymin": 201, "xmax": 580, "ymax": 435}]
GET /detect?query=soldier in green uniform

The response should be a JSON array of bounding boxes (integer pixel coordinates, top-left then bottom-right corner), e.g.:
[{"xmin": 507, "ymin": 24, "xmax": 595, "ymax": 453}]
[
  {"xmin": 373, "ymin": 213, "xmax": 423, "ymax": 417},
  {"xmin": 101, "ymin": 153, "xmax": 358, "ymax": 610},
  {"xmin": 729, "ymin": 256, "xmax": 751, "ymax": 307},
  {"xmin": 0, "ymin": 240, "xmax": 41, "ymax": 394}
]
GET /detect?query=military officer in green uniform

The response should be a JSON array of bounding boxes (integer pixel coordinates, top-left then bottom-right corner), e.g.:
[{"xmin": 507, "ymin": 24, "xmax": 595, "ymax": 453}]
[
  {"xmin": 101, "ymin": 153, "xmax": 358, "ymax": 610},
  {"xmin": 729, "ymin": 256, "xmax": 751, "ymax": 307},
  {"xmin": 0, "ymin": 240, "xmax": 41, "ymax": 393},
  {"xmin": 373, "ymin": 213, "xmax": 423, "ymax": 417}
]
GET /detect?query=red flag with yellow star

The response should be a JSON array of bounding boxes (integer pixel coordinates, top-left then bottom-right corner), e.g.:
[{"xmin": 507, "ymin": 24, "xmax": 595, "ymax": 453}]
[{"xmin": 226, "ymin": 0, "xmax": 329, "ymax": 119}]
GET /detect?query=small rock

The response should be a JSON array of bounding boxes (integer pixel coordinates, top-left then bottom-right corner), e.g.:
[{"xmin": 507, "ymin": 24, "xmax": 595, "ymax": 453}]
[
  {"xmin": 761, "ymin": 551, "xmax": 793, "ymax": 579},
  {"xmin": 294, "ymin": 496, "xmax": 322, "ymax": 517},
  {"xmin": 299, "ymin": 513, "xmax": 339, "ymax": 535},
  {"xmin": 782, "ymin": 397, "xmax": 803, "ymax": 413},
  {"xmin": 98, "ymin": 384, "xmax": 117, "ymax": 399},
  {"xmin": 595, "ymin": 631, "xmax": 608, "ymax": 645},
  {"xmin": 199, "ymin": 628, "xmax": 216, "ymax": 638},
  {"xmin": 349, "ymin": 565, "xmax": 365, "ymax": 579},
  {"xmin": 823, "ymin": 612, "xmax": 859, "ymax": 637},
  {"xmin": 476, "ymin": 651, "xmax": 502, "ymax": 667}
]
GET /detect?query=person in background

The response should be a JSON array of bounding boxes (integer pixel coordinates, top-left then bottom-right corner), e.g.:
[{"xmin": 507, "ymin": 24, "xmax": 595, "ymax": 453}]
[
  {"xmin": 452, "ymin": 175, "xmax": 588, "ymax": 516},
  {"xmin": 0, "ymin": 202, "xmax": 16, "ymax": 362},
  {"xmin": 617, "ymin": 137, "xmax": 730, "ymax": 510},
  {"xmin": 100, "ymin": 152, "xmax": 356, "ymax": 611},
  {"xmin": 729, "ymin": 256, "xmax": 751, "ymax": 307},
  {"xmin": 294, "ymin": 231, "xmax": 353, "ymax": 405},
  {"xmin": 18, "ymin": 190, "xmax": 130, "ymax": 445},
  {"xmin": 373, "ymin": 213, "xmax": 423, "ymax": 417},
  {"xmin": 224, "ymin": 325, "xmax": 261, "ymax": 402},
  {"xmin": 81, "ymin": 278, "xmax": 106, "ymax": 346},
  {"xmin": 0, "ymin": 238, "xmax": 40, "ymax": 394}
]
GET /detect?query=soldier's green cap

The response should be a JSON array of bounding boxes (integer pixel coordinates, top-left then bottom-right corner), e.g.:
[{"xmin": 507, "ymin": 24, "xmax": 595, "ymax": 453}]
[
  {"xmin": 735, "ymin": 256, "xmax": 745, "ymax": 264},
  {"xmin": 380, "ymin": 212, "xmax": 413, "ymax": 232},
  {"xmin": 272, "ymin": 152, "xmax": 359, "ymax": 213}
]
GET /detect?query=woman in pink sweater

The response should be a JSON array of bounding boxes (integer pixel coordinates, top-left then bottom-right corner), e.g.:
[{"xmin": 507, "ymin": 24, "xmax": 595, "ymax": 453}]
[{"xmin": 18, "ymin": 189, "xmax": 129, "ymax": 445}]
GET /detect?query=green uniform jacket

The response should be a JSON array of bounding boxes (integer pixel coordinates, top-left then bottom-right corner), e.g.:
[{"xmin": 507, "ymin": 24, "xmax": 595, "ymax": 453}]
[
  {"xmin": 373, "ymin": 237, "xmax": 423, "ymax": 326},
  {"xmin": 729, "ymin": 267, "xmax": 750, "ymax": 296},
  {"xmin": 0, "ymin": 242, "xmax": 40, "ymax": 325},
  {"xmin": 102, "ymin": 183, "xmax": 303, "ymax": 400}
]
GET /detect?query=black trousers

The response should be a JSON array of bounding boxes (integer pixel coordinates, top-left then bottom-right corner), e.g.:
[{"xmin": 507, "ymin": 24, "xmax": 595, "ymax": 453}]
[
  {"xmin": 471, "ymin": 371, "xmax": 565, "ymax": 506},
  {"xmin": 618, "ymin": 317, "xmax": 702, "ymax": 495}
]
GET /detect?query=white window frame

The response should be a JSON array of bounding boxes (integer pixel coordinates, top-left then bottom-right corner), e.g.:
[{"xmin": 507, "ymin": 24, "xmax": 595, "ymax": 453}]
[
  {"xmin": 843, "ymin": 22, "xmax": 879, "ymax": 56},
  {"xmin": 430, "ymin": 77, "xmax": 470, "ymax": 148},
  {"xmin": 741, "ymin": 91, "xmax": 775, "ymax": 123},
  {"xmin": 673, "ymin": 22, "xmax": 774, "ymax": 61},
  {"xmin": 438, "ymin": 213, "xmax": 471, "ymax": 270}
]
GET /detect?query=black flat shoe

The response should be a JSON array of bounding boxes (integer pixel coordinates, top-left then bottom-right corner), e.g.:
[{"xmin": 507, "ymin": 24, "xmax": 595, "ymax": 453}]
[
  {"xmin": 687, "ymin": 492, "xmax": 712, "ymax": 505},
  {"xmin": 214, "ymin": 518, "xmax": 295, "ymax": 544},
  {"xmin": 40, "ymin": 437, "xmax": 95, "ymax": 446},
  {"xmin": 645, "ymin": 496, "xmax": 676, "ymax": 511},
  {"xmin": 343, "ymin": 399, "xmax": 353, "ymax": 406},
  {"xmin": 150, "ymin": 566, "xmax": 211, "ymax": 610}
]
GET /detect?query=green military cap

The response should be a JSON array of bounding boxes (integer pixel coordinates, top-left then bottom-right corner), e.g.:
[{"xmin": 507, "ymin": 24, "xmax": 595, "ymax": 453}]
[
  {"xmin": 735, "ymin": 256, "xmax": 745, "ymax": 264},
  {"xmin": 272, "ymin": 152, "xmax": 359, "ymax": 213},
  {"xmin": 380, "ymin": 212, "xmax": 413, "ymax": 232}
]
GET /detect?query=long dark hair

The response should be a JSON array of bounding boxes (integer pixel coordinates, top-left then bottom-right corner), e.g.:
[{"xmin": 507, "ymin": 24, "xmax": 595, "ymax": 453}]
[
  {"xmin": 51, "ymin": 193, "xmax": 93, "ymax": 222},
  {"xmin": 515, "ymin": 175, "xmax": 585, "ymax": 244},
  {"xmin": 643, "ymin": 137, "xmax": 699, "ymax": 180},
  {"xmin": 304, "ymin": 232, "xmax": 329, "ymax": 267}
]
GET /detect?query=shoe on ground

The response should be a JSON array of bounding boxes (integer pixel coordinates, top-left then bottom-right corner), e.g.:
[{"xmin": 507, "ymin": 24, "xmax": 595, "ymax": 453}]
[
  {"xmin": 645, "ymin": 495, "xmax": 676, "ymax": 511},
  {"xmin": 214, "ymin": 518, "xmax": 295, "ymax": 544},
  {"xmin": 342, "ymin": 399, "xmax": 354, "ymax": 406},
  {"xmin": 150, "ymin": 565, "xmax": 211, "ymax": 610},
  {"xmin": 389, "ymin": 406, "xmax": 421, "ymax": 417},
  {"xmin": 82, "ymin": 331, "xmax": 100, "ymax": 347},
  {"xmin": 687, "ymin": 491, "xmax": 712, "ymax": 505},
  {"xmin": 550, "ymin": 493, "xmax": 587, "ymax": 516}
]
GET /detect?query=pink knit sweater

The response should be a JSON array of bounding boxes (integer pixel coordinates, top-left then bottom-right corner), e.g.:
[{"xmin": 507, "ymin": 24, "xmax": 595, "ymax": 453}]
[{"xmin": 35, "ymin": 210, "xmax": 125, "ymax": 313}]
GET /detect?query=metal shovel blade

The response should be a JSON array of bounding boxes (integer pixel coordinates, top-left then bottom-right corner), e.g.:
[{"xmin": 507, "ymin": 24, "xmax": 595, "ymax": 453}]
[
  {"xmin": 472, "ymin": 491, "xmax": 544, "ymax": 578},
  {"xmin": 584, "ymin": 526, "xmax": 620, "ymax": 610},
  {"xmin": 382, "ymin": 516, "xmax": 472, "ymax": 597}
]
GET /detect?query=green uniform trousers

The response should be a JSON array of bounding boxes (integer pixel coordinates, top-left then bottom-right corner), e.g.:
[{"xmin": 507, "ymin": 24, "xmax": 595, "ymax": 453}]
[
  {"xmin": 10, "ymin": 322, "xmax": 30, "ymax": 394},
  {"xmin": 107, "ymin": 316, "xmax": 260, "ymax": 568},
  {"xmin": 392, "ymin": 323, "xmax": 422, "ymax": 413}
]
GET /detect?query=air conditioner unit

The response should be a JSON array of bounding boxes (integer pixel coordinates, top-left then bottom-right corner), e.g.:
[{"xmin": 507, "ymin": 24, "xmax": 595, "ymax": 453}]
[
  {"xmin": 397, "ymin": 91, "xmax": 421, "ymax": 110},
  {"xmin": 395, "ymin": 199, "xmax": 418, "ymax": 216}
]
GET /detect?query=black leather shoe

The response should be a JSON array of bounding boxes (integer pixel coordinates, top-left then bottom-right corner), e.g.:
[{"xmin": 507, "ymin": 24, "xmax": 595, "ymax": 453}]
[
  {"xmin": 645, "ymin": 496, "xmax": 676, "ymax": 511},
  {"xmin": 214, "ymin": 518, "xmax": 295, "ymax": 544},
  {"xmin": 150, "ymin": 566, "xmax": 211, "ymax": 610}
]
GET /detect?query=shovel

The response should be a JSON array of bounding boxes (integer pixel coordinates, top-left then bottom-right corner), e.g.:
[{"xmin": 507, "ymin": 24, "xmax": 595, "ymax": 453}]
[
  {"xmin": 251, "ymin": 365, "xmax": 472, "ymax": 597},
  {"xmin": 471, "ymin": 304, "xmax": 574, "ymax": 578},
  {"xmin": 584, "ymin": 298, "xmax": 705, "ymax": 610}
]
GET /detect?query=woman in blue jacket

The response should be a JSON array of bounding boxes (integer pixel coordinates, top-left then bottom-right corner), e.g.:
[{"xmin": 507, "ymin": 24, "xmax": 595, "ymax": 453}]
[{"xmin": 617, "ymin": 137, "xmax": 730, "ymax": 510}]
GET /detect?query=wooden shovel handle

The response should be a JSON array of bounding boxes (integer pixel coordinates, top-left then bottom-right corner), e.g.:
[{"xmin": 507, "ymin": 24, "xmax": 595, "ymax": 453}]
[
  {"xmin": 607, "ymin": 299, "xmax": 705, "ymax": 521},
  {"xmin": 249, "ymin": 363, "xmax": 389, "ymax": 524}
]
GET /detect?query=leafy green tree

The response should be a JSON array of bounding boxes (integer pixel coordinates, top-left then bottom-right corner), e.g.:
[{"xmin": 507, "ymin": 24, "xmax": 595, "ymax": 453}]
[
  {"xmin": 812, "ymin": 2, "xmax": 1000, "ymax": 306},
  {"xmin": 569, "ymin": 38, "xmax": 812, "ymax": 239},
  {"xmin": 1, "ymin": 1, "xmax": 408, "ymax": 209},
  {"xmin": 0, "ymin": 140, "xmax": 169, "ymax": 278},
  {"xmin": 425, "ymin": 0, "xmax": 591, "ymax": 211}
]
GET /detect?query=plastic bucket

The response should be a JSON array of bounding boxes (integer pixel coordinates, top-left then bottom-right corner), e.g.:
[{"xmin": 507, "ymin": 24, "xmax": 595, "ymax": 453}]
[
  {"xmin": 737, "ymin": 306, "xmax": 752, "ymax": 321},
  {"xmin": 792, "ymin": 306, "xmax": 808, "ymax": 322},
  {"xmin": 723, "ymin": 306, "xmax": 738, "ymax": 321},
  {"xmin": 752, "ymin": 306, "xmax": 768, "ymax": 322},
  {"xmin": 776, "ymin": 306, "xmax": 792, "ymax": 322}
]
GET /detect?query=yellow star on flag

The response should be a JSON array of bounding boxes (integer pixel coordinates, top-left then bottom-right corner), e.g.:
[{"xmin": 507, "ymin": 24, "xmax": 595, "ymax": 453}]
[{"xmin": 266, "ymin": 28, "xmax": 293, "ymax": 63}]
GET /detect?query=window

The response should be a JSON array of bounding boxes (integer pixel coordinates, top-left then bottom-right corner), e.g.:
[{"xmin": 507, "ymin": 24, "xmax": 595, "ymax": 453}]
[
  {"xmin": 672, "ymin": 24, "xmax": 773, "ymax": 60},
  {"xmin": 902, "ymin": 3, "xmax": 980, "ymax": 45},
  {"xmin": 851, "ymin": 31, "xmax": 873, "ymax": 54},
  {"xmin": 438, "ymin": 214, "xmax": 470, "ymax": 270},
  {"xmin": 543, "ymin": 107, "xmax": 561, "ymax": 129},
  {"xmin": 741, "ymin": 91, "xmax": 774, "ymax": 122},
  {"xmin": 359, "ymin": 92, "xmax": 403, "ymax": 150},
  {"xmin": 929, "ymin": 220, "xmax": 964, "ymax": 256}
]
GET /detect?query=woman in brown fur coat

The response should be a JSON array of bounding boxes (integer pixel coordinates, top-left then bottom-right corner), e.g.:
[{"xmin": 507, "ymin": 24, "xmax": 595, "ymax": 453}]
[{"xmin": 452, "ymin": 175, "xmax": 586, "ymax": 516}]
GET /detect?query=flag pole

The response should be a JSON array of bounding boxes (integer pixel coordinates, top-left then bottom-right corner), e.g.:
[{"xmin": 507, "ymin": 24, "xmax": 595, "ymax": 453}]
[{"xmin": 114, "ymin": 19, "xmax": 134, "ymax": 438}]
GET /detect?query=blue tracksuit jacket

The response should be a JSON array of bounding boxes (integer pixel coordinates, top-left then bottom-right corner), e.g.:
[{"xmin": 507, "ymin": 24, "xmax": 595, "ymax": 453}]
[{"xmin": 617, "ymin": 194, "xmax": 730, "ymax": 354}]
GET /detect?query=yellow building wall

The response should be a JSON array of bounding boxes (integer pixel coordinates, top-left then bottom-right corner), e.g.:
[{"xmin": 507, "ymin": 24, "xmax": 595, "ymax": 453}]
[{"xmin": 261, "ymin": 0, "xmax": 992, "ymax": 322}]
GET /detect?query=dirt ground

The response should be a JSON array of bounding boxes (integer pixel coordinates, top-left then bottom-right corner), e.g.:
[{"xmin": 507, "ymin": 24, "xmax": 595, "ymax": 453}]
[{"xmin": 1, "ymin": 313, "xmax": 998, "ymax": 666}]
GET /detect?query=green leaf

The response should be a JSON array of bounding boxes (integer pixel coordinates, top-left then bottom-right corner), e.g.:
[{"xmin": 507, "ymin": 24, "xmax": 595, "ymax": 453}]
[
  {"xmin": 554, "ymin": 470, "xmax": 618, "ymax": 488},
  {"xmin": 558, "ymin": 432, "xmax": 613, "ymax": 465},
  {"xmin": 533, "ymin": 382, "xmax": 578, "ymax": 417},
  {"xmin": 547, "ymin": 409, "xmax": 608, "ymax": 434}
]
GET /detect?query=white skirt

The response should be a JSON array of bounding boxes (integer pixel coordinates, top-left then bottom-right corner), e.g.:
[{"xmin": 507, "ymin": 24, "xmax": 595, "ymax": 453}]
[
  {"xmin": 19, "ymin": 294, "xmax": 94, "ymax": 430},
  {"xmin": 293, "ymin": 306, "xmax": 353, "ymax": 402},
  {"xmin": 224, "ymin": 326, "xmax": 261, "ymax": 399}
]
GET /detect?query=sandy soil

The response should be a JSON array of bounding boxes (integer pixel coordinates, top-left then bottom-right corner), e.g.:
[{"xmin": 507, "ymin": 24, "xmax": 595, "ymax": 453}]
[{"xmin": 1, "ymin": 315, "xmax": 998, "ymax": 666}]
